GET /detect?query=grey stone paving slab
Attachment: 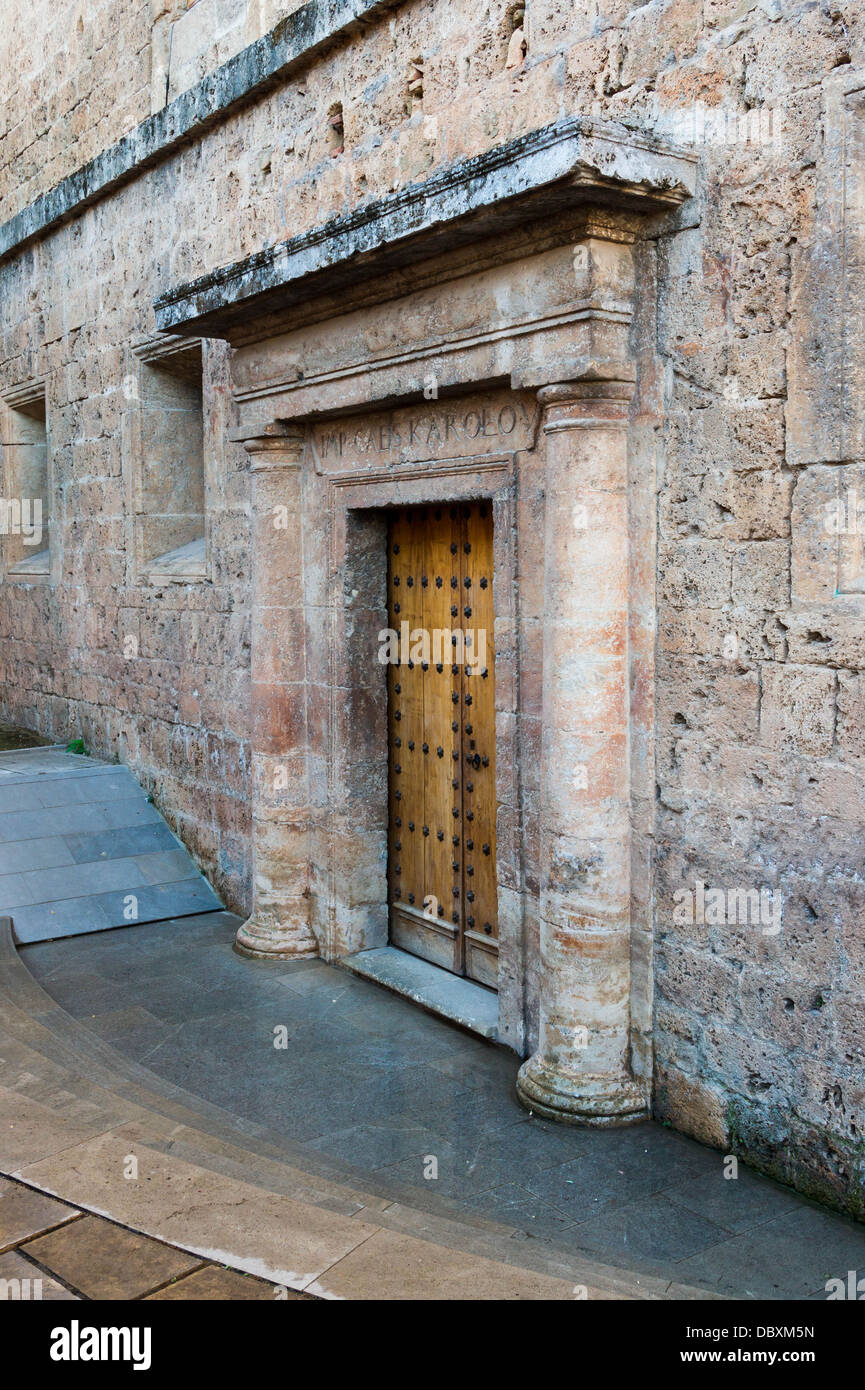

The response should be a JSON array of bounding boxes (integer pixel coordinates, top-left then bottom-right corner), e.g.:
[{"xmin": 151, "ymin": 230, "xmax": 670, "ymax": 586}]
[
  {"xmin": 22, "ymin": 967, "xmax": 136, "ymax": 1020},
  {"xmin": 455, "ymin": 1112, "xmax": 597, "ymax": 1176},
  {"xmin": 277, "ymin": 962, "xmax": 355, "ymax": 995},
  {"xmin": 93, "ymin": 878, "xmax": 220, "ymax": 923},
  {"xmin": 11, "ymin": 899, "xmax": 113, "ymax": 944},
  {"xmin": 0, "ymin": 875, "xmax": 35, "ymax": 909},
  {"xmin": 0, "ymin": 799, "xmax": 163, "ymax": 842},
  {"xmin": 337, "ymin": 989, "xmax": 470, "ymax": 1043},
  {"xmin": 133, "ymin": 849, "xmax": 207, "ymax": 885},
  {"xmin": 0, "ymin": 784, "xmax": 47, "ymax": 812},
  {"xmin": 0, "ymin": 749, "xmax": 221, "ymax": 941},
  {"xmin": 21, "ymin": 765, "xmax": 119, "ymax": 781},
  {"xmin": 378, "ymin": 1064, "xmax": 531, "ymax": 1143},
  {"xmin": 11, "ymin": 881, "xmax": 220, "ymax": 944},
  {"xmin": 21, "ymin": 856, "xmax": 149, "ymax": 903},
  {"xmin": 71, "ymin": 1005, "xmax": 169, "ymax": 1048},
  {"xmin": 461, "ymin": 1182, "xmax": 585, "ymax": 1245},
  {"xmin": 29, "ymin": 771, "xmax": 147, "ymax": 808},
  {"xmin": 307, "ymin": 1119, "xmax": 447, "ymax": 1169},
  {"xmin": 355, "ymin": 1062, "xmax": 489, "ymax": 1126},
  {"xmin": 0, "ymin": 752, "xmax": 119, "ymax": 782},
  {"xmin": 63, "ymin": 823, "xmax": 178, "ymax": 863},
  {"xmin": 525, "ymin": 1125, "xmax": 720, "ymax": 1222},
  {"xmin": 26, "ymin": 922, "xmax": 230, "ymax": 985},
  {"xmin": 376, "ymin": 1143, "xmax": 498, "ymax": 1199},
  {"xmin": 329, "ymin": 1026, "xmax": 470, "ymax": 1069},
  {"xmin": 560, "ymin": 1192, "xmax": 734, "ymax": 1269},
  {"xmin": 430, "ymin": 1042, "xmax": 530, "ymax": 1090},
  {"xmin": 123, "ymin": 978, "xmax": 291, "ymax": 1030},
  {"xmin": 0, "ymin": 837, "xmax": 76, "ymax": 874},
  {"xmin": 379, "ymin": 1114, "xmax": 587, "ymax": 1202},
  {"xmin": 132, "ymin": 1053, "xmax": 330, "ymax": 1144},
  {"xmin": 665, "ymin": 1163, "xmax": 805, "ymax": 1235},
  {"xmin": 0, "ymin": 749, "xmax": 94, "ymax": 771},
  {"xmin": 674, "ymin": 1204, "xmax": 865, "ymax": 1299}
]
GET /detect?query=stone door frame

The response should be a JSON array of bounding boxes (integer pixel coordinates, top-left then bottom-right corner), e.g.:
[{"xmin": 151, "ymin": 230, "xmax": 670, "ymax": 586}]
[
  {"xmin": 316, "ymin": 439, "xmax": 524, "ymax": 1043},
  {"xmin": 234, "ymin": 331, "xmax": 647, "ymax": 1125},
  {"xmin": 155, "ymin": 117, "xmax": 699, "ymax": 1125}
]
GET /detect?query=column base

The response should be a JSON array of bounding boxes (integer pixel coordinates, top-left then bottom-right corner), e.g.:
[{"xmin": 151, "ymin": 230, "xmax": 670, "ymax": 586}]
[
  {"xmin": 516, "ymin": 1053, "xmax": 648, "ymax": 1128},
  {"xmin": 234, "ymin": 914, "xmax": 319, "ymax": 961}
]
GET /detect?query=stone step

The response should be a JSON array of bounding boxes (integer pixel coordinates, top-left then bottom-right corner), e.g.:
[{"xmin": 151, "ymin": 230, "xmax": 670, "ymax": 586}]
[{"xmin": 342, "ymin": 945, "xmax": 499, "ymax": 1040}]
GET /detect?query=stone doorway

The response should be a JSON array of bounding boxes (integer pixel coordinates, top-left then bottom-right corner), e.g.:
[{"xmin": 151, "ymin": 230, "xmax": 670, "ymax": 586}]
[
  {"xmin": 386, "ymin": 501, "xmax": 498, "ymax": 988},
  {"xmin": 157, "ymin": 116, "xmax": 702, "ymax": 1120}
]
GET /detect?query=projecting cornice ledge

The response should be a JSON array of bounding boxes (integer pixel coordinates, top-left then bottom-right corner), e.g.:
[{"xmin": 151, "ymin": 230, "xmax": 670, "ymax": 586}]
[{"xmin": 154, "ymin": 117, "xmax": 698, "ymax": 342}]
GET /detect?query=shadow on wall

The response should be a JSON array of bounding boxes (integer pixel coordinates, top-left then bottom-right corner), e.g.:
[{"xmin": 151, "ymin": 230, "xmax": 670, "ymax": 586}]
[{"xmin": 0, "ymin": 724, "xmax": 52, "ymax": 751}]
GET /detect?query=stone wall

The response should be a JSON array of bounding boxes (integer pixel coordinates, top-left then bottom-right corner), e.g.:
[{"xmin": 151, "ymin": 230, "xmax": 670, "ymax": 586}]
[
  {"xmin": 1, "ymin": 0, "xmax": 864, "ymax": 1215},
  {"xmin": 0, "ymin": 0, "xmax": 156, "ymax": 218},
  {"xmin": 0, "ymin": 0, "xmax": 315, "ymax": 222}
]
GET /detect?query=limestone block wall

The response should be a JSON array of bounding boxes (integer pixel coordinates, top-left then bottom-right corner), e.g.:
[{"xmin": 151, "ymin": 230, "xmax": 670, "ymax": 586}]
[
  {"xmin": 0, "ymin": 0, "xmax": 158, "ymax": 218},
  {"xmin": 0, "ymin": 0, "xmax": 312, "ymax": 220},
  {"xmin": 0, "ymin": 0, "xmax": 864, "ymax": 1214}
]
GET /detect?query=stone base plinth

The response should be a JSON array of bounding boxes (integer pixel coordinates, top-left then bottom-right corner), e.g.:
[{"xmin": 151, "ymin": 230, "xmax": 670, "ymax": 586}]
[
  {"xmin": 233, "ymin": 914, "xmax": 318, "ymax": 961},
  {"xmin": 516, "ymin": 1054, "xmax": 647, "ymax": 1128}
]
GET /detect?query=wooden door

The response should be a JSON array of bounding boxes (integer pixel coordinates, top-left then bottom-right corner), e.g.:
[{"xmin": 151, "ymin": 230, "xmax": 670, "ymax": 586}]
[{"xmin": 387, "ymin": 503, "xmax": 498, "ymax": 988}]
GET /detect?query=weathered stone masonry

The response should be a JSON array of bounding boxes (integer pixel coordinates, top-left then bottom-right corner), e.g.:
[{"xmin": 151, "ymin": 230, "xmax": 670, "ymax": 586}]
[{"xmin": 2, "ymin": 0, "xmax": 865, "ymax": 1215}]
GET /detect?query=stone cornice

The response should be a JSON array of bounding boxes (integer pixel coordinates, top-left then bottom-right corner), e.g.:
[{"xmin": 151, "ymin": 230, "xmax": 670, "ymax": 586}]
[
  {"xmin": 0, "ymin": 0, "xmax": 403, "ymax": 264},
  {"xmin": 154, "ymin": 117, "xmax": 697, "ymax": 341},
  {"xmin": 132, "ymin": 333, "xmax": 204, "ymax": 364},
  {"xmin": 0, "ymin": 377, "xmax": 48, "ymax": 411}
]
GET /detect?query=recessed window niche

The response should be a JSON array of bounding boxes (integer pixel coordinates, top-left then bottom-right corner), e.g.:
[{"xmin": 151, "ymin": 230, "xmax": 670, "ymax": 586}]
[
  {"xmin": 1, "ymin": 380, "xmax": 50, "ymax": 579},
  {"xmin": 131, "ymin": 337, "xmax": 207, "ymax": 583}
]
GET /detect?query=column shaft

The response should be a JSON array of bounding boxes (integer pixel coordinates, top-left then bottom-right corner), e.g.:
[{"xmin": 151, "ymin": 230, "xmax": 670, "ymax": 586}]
[
  {"xmin": 235, "ymin": 433, "xmax": 317, "ymax": 961},
  {"xmin": 517, "ymin": 380, "xmax": 646, "ymax": 1125}
]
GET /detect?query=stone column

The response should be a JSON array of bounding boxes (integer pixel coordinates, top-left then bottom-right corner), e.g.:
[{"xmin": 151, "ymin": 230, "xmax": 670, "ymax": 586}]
[
  {"xmin": 517, "ymin": 379, "xmax": 646, "ymax": 1125},
  {"xmin": 234, "ymin": 429, "xmax": 318, "ymax": 961}
]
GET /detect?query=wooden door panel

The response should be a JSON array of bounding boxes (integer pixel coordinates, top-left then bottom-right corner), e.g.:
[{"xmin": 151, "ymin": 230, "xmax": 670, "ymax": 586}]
[
  {"xmin": 460, "ymin": 504, "xmax": 498, "ymax": 986},
  {"xmin": 387, "ymin": 503, "xmax": 497, "ymax": 988},
  {"xmin": 423, "ymin": 508, "xmax": 462, "ymax": 965},
  {"xmin": 388, "ymin": 511, "xmax": 424, "ymax": 926}
]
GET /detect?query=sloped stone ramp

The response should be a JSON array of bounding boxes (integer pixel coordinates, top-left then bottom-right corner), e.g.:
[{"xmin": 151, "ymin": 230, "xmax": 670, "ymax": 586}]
[
  {"xmin": 0, "ymin": 916, "xmax": 717, "ymax": 1300},
  {"xmin": 0, "ymin": 748, "xmax": 221, "ymax": 942}
]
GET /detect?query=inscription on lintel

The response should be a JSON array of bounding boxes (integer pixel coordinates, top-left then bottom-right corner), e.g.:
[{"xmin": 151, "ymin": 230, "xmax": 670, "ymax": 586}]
[{"xmin": 311, "ymin": 391, "xmax": 536, "ymax": 474}]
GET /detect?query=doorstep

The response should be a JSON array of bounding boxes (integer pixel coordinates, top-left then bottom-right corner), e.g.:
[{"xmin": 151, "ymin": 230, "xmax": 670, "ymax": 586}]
[{"xmin": 340, "ymin": 945, "xmax": 499, "ymax": 1041}]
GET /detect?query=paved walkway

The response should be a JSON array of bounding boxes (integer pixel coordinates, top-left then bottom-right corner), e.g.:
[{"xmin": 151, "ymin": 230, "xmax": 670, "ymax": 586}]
[
  {"xmin": 17, "ymin": 912, "xmax": 865, "ymax": 1299},
  {"xmin": 0, "ymin": 748, "xmax": 221, "ymax": 943},
  {"xmin": 0, "ymin": 916, "xmax": 667, "ymax": 1299},
  {"xmin": 0, "ymin": 1175, "xmax": 308, "ymax": 1300}
]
